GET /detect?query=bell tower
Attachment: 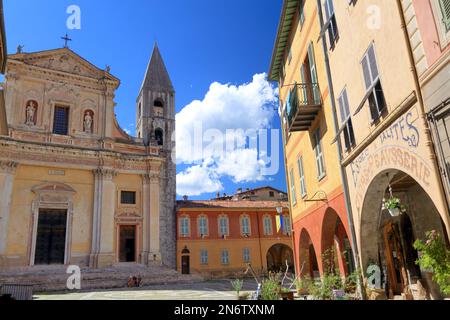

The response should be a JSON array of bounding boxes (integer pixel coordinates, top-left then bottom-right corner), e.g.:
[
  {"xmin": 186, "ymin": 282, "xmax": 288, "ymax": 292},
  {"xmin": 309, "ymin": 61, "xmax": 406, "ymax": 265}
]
[{"xmin": 136, "ymin": 43, "xmax": 176, "ymax": 268}]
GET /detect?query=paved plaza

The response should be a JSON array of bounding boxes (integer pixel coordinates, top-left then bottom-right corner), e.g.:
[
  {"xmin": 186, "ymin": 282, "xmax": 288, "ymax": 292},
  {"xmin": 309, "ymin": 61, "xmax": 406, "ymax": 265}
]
[{"xmin": 34, "ymin": 280, "xmax": 259, "ymax": 300}]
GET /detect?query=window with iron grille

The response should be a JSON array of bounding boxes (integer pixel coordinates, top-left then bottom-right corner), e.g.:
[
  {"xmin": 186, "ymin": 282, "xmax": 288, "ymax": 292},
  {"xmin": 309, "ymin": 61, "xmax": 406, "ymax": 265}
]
[
  {"xmin": 121, "ymin": 191, "xmax": 136, "ymax": 205},
  {"xmin": 361, "ymin": 44, "xmax": 386, "ymax": 122},
  {"xmin": 313, "ymin": 128, "xmax": 326, "ymax": 180},
  {"xmin": 53, "ymin": 106, "xmax": 69, "ymax": 135},
  {"xmin": 338, "ymin": 89, "xmax": 356, "ymax": 150}
]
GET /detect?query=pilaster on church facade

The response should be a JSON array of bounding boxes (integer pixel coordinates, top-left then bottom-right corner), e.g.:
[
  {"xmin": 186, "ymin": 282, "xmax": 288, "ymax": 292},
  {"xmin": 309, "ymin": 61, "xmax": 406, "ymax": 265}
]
[{"xmin": 0, "ymin": 161, "xmax": 18, "ymax": 260}]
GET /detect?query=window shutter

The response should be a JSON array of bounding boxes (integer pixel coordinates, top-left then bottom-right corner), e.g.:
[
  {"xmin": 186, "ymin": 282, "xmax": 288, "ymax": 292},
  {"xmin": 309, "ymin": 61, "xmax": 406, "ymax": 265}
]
[
  {"xmin": 361, "ymin": 56, "xmax": 372, "ymax": 90},
  {"xmin": 439, "ymin": 0, "xmax": 450, "ymax": 30},
  {"xmin": 338, "ymin": 95, "xmax": 346, "ymax": 123},
  {"xmin": 308, "ymin": 42, "xmax": 318, "ymax": 83},
  {"xmin": 367, "ymin": 45, "xmax": 379, "ymax": 81}
]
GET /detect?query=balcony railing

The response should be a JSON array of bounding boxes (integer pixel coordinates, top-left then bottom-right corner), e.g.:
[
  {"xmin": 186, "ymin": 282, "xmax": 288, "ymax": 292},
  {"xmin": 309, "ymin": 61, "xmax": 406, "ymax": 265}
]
[{"xmin": 287, "ymin": 83, "xmax": 322, "ymax": 132}]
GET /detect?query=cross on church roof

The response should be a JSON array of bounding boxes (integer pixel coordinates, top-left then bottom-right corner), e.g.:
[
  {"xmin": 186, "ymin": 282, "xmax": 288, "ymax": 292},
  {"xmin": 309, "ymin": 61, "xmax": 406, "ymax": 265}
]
[{"xmin": 61, "ymin": 33, "xmax": 72, "ymax": 48}]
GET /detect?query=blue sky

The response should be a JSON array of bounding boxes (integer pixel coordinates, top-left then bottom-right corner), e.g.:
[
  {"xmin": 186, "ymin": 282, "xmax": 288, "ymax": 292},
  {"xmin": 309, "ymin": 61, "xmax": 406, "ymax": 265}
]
[{"xmin": 3, "ymin": 0, "xmax": 286, "ymax": 199}]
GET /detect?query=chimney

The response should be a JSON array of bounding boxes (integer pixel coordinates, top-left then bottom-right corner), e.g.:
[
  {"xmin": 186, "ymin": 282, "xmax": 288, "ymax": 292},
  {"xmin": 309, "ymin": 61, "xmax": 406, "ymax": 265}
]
[
  {"xmin": 183, "ymin": 195, "xmax": 188, "ymax": 201},
  {"xmin": 216, "ymin": 192, "xmax": 220, "ymax": 199},
  {"xmin": 237, "ymin": 188, "xmax": 243, "ymax": 194}
]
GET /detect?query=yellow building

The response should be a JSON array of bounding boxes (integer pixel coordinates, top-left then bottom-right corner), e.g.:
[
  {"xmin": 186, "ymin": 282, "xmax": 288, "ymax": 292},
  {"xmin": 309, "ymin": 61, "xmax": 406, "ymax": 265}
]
[
  {"xmin": 269, "ymin": 0, "xmax": 356, "ymax": 278},
  {"xmin": 176, "ymin": 193, "xmax": 293, "ymax": 277},
  {"xmin": 0, "ymin": 44, "xmax": 177, "ymax": 270}
]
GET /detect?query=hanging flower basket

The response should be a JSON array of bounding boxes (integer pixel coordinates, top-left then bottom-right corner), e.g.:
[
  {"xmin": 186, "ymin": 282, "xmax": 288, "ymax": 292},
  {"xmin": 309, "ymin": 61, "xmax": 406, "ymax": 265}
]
[
  {"xmin": 388, "ymin": 207, "xmax": 401, "ymax": 217},
  {"xmin": 382, "ymin": 196, "xmax": 406, "ymax": 217}
]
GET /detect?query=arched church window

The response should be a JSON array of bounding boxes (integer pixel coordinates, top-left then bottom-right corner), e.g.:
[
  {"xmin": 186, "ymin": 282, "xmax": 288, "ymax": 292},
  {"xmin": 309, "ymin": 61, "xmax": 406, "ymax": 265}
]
[
  {"xmin": 155, "ymin": 128, "xmax": 164, "ymax": 146},
  {"xmin": 25, "ymin": 100, "xmax": 38, "ymax": 126},
  {"xmin": 83, "ymin": 110, "xmax": 94, "ymax": 134}
]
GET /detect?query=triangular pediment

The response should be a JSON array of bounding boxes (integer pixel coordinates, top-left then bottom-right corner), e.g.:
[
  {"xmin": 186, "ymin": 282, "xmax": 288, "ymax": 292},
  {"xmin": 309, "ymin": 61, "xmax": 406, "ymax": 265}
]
[{"xmin": 9, "ymin": 48, "xmax": 119, "ymax": 82}]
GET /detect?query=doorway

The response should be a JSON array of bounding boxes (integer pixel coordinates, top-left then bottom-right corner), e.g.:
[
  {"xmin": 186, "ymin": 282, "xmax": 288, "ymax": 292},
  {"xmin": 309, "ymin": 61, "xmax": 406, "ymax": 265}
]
[
  {"xmin": 35, "ymin": 209, "xmax": 67, "ymax": 265},
  {"xmin": 181, "ymin": 255, "xmax": 190, "ymax": 275},
  {"xmin": 119, "ymin": 225, "xmax": 136, "ymax": 263}
]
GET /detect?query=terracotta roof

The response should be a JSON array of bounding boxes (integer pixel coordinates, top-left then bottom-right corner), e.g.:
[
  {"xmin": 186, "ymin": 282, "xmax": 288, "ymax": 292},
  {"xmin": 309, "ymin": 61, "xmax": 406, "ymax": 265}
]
[{"xmin": 177, "ymin": 200, "xmax": 289, "ymax": 209}]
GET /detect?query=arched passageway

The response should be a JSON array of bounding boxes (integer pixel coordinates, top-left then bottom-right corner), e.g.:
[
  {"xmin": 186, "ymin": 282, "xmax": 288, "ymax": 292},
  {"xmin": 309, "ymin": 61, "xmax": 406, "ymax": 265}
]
[
  {"xmin": 266, "ymin": 244, "xmax": 294, "ymax": 273},
  {"xmin": 299, "ymin": 229, "xmax": 320, "ymax": 279},
  {"xmin": 321, "ymin": 208, "xmax": 355, "ymax": 276},
  {"xmin": 360, "ymin": 169, "xmax": 449, "ymax": 299}
]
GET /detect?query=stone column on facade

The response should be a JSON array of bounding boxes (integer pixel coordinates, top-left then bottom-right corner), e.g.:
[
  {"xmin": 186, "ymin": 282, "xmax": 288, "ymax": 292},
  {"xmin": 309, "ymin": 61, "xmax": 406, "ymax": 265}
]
[
  {"xmin": 0, "ymin": 161, "xmax": 18, "ymax": 266},
  {"xmin": 89, "ymin": 168, "xmax": 116, "ymax": 268},
  {"xmin": 148, "ymin": 172, "xmax": 161, "ymax": 264}
]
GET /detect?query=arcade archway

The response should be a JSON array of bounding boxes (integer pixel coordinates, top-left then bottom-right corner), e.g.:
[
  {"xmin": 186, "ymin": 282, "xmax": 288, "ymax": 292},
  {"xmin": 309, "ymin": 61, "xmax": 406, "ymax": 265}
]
[
  {"xmin": 266, "ymin": 244, "xmax": 294, "ymax": 273},
  {"xmin": 299, "ymin": 229, "xmax": 320, "ymax": 279},
  {"xmin": 321, "ymin": 209, "xmax": 355, "ymax": 276},
  {"xmin": 360, "ymin": 169, "xmax": 449, "ymax": 299}
]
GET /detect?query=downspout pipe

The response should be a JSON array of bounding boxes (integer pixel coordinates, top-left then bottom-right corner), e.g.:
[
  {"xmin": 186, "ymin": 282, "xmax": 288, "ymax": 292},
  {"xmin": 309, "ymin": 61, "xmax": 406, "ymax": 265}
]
[
  {"xmin": 395, "ymin": 0, "xmax": 450, "ymax": 238},
  {"xmin": 316, "ymin": 0, "xmax": 365, "ymax": 299}
]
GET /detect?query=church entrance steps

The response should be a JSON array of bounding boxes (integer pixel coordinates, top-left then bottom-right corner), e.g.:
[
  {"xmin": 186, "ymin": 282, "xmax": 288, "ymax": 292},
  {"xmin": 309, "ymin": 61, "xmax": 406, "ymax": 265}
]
[{"xmin": 0, "ymin": 264, "xmax": 204, "ymax": 293}]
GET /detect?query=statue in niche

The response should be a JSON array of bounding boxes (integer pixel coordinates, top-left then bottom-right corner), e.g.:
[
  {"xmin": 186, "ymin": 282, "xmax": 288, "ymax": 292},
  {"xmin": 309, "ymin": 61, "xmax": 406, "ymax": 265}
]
[
  {"xmin": 25, "ymin": 101, "xmax": 37, "ymax": 126},
  {"xmin": 83, "ymin": 111, "xmax": 93, "ymax": 134}
]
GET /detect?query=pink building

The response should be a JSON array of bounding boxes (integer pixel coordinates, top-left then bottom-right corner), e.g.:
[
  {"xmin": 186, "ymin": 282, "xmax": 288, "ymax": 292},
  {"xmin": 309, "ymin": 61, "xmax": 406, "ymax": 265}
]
[{"xmin": 402, "ymin": 0, "xmax": 450, "ymax": 210}]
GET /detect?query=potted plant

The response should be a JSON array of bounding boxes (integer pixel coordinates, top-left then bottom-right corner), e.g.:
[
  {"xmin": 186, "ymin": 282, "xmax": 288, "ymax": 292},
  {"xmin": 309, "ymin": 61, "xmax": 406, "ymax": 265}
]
[
  {"xmin": 294, "ymin": 276, "xmax": 310, "ymax": 296},
  {"xmin": 382, "ymin": 197, "xmax": 406, "ymax": 217},
  {"xmin": 231, "ymin": 279, "xmax": 244, "ymax": 300},
  {"xmin": 260, "ymin": 274, "xmax": 281, "ymax": 300},
  {"xmin": 413, "ymin": 230, "xmax": 450, "ymax": 299}
]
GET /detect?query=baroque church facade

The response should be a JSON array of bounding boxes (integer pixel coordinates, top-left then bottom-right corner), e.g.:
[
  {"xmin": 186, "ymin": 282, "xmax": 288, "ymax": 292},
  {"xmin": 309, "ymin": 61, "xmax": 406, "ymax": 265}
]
[{"xmin": 0, "ymin": 44, "xmax": 176, "ymax": 269}]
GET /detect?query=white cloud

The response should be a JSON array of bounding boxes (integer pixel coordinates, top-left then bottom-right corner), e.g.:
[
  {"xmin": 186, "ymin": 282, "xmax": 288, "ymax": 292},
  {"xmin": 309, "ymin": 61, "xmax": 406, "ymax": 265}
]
[
  {"xmin": 176, "ymin": 73, "xmax": 278, "ymax": 196},
  {"xmin": 176, "ymin": 164, "xmax": 223, "ymax": 197}
]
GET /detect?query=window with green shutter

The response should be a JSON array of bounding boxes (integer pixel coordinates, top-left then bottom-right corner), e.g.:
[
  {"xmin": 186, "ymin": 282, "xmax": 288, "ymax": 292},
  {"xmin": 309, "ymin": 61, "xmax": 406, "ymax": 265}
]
[{"xmin": 439, "ymin": 0, "xmax": 450, "ymax": 31}]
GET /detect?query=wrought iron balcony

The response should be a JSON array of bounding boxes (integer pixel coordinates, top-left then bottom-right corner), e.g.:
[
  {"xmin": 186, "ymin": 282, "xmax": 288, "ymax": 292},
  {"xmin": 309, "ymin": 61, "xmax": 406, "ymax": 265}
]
[{"xmin": 287, "ymin": 83, "xmax": 322, "ymax": 132}]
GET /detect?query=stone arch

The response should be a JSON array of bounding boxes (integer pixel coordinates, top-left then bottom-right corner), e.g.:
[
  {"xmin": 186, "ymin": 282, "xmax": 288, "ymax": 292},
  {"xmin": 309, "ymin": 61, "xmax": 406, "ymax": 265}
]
[
  {"xmin": 266, "ymin": 243, "xmax": 294, "ymax": 273},
  {"xmin": 299, "ymin": 228, "xmax": 320, "ymax": 278},
  {"xmin": 321, "ymin": 208, "xmax": 354, "ymax": 276},
  {"xmin": 360, "ymin": 169, "xmax": 448, "ymax": 298}
]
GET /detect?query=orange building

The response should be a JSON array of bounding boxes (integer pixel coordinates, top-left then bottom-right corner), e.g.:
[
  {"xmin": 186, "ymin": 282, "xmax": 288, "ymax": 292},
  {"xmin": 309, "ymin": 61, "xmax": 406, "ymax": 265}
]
[{"xmin": 176, "ymin": 194, "xmax": 293, "ymax": 277}]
